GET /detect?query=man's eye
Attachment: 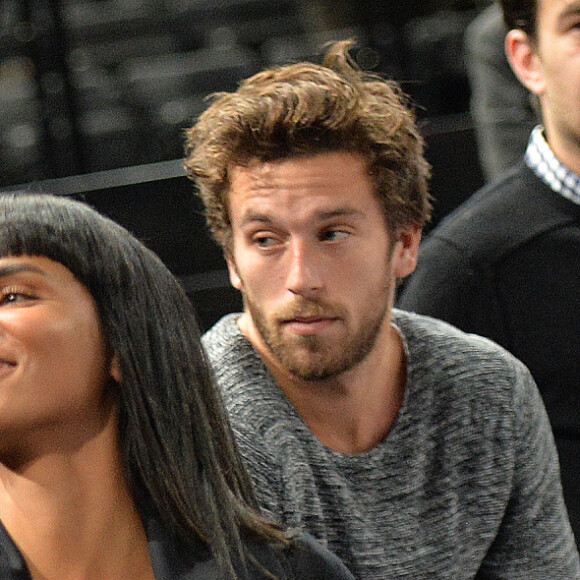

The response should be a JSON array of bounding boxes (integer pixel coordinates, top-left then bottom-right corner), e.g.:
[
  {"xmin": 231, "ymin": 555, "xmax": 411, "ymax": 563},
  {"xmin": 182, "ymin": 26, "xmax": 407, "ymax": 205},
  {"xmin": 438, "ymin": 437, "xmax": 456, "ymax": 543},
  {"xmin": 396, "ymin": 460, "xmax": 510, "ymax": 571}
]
[
  {"xmin": 254, "ymin": 236, "xmax": 279, "ymax": 248},
  {"xmin": 321, "ymin": 230, "xmax": 349, "ymax": 242}
]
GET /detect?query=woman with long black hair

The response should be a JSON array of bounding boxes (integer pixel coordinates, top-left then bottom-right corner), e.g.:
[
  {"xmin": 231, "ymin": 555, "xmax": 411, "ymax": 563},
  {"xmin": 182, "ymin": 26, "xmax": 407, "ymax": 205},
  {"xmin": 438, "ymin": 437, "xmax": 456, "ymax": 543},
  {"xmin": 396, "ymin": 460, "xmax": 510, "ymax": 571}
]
[{"xmin": 0, "ymin": 191, "xmax": 355, "ymax": 580}]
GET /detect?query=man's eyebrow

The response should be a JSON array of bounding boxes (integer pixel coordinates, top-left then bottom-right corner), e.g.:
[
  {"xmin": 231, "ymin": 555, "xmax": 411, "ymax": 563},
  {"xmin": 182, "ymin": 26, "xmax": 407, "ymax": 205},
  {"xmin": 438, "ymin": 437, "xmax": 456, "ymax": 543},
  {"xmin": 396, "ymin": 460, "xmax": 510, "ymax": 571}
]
[
  {"xmin": 559, "ymin": 2, "xmax": 580, "ymax": 21},
  {"xmin": 0, "ymin": 263, "xmax": 47, "ymax": 279},
  {"xmin": 240, "ymin": 208, "xmax": 364, "ymax": 225},
  {"xmin": 239, "ymin": 211, "xmax": 275, "ymax": 226}
]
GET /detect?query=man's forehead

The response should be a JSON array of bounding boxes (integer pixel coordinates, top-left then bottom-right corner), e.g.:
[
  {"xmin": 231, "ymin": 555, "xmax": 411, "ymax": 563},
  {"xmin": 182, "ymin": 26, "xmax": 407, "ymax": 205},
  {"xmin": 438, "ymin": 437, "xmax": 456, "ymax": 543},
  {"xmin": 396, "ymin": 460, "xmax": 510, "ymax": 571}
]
[{"xmin": 229, "ymin": 153, "xmax": 369, "ymax": 192}]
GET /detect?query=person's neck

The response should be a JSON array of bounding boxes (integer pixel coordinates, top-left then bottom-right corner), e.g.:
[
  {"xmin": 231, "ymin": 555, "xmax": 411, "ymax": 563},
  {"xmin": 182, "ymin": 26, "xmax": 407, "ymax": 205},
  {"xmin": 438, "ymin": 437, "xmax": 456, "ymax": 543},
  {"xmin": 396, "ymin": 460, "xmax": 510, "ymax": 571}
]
[
  {"xmin": 241, "ymin": 314, "xmax": 407, "ymax": 455},
  {"xmin": 0, "ymin": 415, "xmax": 153, "ymax": 580}
]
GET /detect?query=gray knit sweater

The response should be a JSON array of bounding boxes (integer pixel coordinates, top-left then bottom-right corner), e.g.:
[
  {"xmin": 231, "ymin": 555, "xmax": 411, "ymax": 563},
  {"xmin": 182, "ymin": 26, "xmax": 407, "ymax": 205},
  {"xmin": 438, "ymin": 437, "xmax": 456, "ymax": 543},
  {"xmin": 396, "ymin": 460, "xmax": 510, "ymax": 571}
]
[{"xmin": 203, "ymin": 309, "xmax": 580, "ymax": 579}]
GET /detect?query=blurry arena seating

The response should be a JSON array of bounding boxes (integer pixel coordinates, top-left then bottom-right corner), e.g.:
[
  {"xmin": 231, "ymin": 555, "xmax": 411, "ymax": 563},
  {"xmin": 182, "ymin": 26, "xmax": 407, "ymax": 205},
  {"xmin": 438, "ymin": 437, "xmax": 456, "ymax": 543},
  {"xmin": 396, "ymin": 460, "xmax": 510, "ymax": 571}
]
[
  {"xmin": 402, "ymin": 8, "xmax": 478, "ymax": 117},
  {"xmin": 163, "ymin": 0, "xmax": 307, "ymax": 49},
  {"xmin": 119, "ymin": 43, "xmax": 262, "ymax": 163},
  {"xmin": 3, "ymin": 0, "xmax": 488, "ymax": 308},
  {"xmin": 2, "ymin": 0, "xmax": 488, "ymax": 184},
  {"xmin": 0, "ymin": 56, "xmax": 47, "ymax": 185}
]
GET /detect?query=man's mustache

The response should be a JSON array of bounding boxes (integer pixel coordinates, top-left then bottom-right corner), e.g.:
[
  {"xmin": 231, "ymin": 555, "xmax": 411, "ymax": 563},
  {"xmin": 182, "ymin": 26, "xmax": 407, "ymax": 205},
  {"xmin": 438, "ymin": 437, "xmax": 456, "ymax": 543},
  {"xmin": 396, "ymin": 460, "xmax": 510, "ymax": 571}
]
[{"xmin": 275, "ymin": 299, "xmax": 346, "ymax": 322}]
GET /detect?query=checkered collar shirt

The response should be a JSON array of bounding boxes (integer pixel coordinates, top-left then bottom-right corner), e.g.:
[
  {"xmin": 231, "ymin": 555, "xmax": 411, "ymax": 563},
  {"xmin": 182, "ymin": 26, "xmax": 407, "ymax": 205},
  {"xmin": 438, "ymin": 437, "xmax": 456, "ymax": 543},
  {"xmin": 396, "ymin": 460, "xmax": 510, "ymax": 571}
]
[{"xmin": 525, "ymin": 125, "xmax": 580, "ymax": 206}]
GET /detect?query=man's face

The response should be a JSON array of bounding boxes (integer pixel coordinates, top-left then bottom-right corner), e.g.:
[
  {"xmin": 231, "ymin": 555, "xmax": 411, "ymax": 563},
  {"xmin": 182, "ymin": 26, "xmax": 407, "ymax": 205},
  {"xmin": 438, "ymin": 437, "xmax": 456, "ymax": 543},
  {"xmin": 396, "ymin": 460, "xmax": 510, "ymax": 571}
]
[
  {"xmin": 227, "ymin": 152, "xmax": 420, "ymax": 382},
  {"xmin": 524, "ymin": 0, "xmax": 580, "ymax": 169}
]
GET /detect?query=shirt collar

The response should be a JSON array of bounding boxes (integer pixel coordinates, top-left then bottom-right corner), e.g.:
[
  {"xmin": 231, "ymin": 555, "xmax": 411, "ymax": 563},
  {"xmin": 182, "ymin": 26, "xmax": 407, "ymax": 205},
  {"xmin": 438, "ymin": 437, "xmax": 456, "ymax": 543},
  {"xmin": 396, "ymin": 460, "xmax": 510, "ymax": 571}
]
[{"xmin": 525, "ymin": 125, "xmax": 580, "ymax": 206}]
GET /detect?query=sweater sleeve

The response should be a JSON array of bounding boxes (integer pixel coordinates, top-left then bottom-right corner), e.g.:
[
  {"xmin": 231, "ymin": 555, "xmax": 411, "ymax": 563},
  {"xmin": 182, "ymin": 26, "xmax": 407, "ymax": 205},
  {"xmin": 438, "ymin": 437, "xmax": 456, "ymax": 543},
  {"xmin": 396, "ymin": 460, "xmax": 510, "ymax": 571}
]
[{"xmin": 477, "ymin": 360, "xmax": 580, "ymax": 578}]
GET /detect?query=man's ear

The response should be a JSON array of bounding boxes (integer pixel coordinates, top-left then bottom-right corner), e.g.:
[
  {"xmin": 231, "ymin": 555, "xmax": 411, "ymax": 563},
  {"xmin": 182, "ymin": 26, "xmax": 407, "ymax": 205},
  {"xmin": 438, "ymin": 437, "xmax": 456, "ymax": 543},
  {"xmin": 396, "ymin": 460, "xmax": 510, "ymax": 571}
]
[
  {"xmin": 226, "ymin": 252, "xmax": 243, "ymax": 291},
  {"xmin": 505, "ymin": 29, "xmax": 545, "ymax": 96},
  {"xmin": 392, "ymin": 224, "xmax": 422, "ymax": 279}
]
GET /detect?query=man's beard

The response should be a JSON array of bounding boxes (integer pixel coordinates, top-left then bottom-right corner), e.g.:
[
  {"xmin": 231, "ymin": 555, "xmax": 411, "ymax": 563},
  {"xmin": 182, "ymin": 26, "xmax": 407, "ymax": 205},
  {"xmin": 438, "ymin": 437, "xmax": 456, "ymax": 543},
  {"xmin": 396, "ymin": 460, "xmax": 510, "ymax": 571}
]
[{"xmin": 245, "ymin": 294, "xmax": 390, "ymax": 381}]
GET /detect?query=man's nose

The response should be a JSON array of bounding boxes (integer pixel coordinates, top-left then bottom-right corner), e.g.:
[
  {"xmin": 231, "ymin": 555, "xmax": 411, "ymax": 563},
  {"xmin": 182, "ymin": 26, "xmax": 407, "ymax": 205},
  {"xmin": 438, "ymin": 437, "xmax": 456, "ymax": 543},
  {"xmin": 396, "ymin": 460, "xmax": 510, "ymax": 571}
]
[{"xmin": 285, "ymin": 240, "xmax": 324, "ymax": 297}]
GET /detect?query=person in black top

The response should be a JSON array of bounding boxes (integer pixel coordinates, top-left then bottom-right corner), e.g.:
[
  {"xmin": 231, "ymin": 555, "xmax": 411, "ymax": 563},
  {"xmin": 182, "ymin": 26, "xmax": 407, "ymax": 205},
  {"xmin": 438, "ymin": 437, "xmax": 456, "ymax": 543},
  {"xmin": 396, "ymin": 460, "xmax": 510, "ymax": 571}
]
[{"xmin": 398, "ymin": 0, "xmax": 580, "ymax": 541}]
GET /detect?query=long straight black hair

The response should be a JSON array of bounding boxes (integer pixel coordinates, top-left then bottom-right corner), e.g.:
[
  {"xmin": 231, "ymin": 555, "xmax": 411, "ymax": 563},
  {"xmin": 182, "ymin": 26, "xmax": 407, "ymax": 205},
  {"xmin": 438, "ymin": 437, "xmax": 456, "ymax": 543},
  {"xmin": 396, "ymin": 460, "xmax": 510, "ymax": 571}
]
[{"xmin": 0, "ymin": 191, "xmax": 289, "ymax": 578}]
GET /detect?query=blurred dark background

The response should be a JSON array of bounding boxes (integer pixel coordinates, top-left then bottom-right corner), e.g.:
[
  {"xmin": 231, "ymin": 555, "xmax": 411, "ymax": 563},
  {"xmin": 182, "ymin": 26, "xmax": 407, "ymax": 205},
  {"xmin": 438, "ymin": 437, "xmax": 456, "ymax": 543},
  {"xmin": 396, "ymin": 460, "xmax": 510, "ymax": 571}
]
[
  {"xmin": 1, "ymin": 0, "xmax": 493, "ymax": 186},
  {"xmin": 1, "ymin": 0, "xmax": 493, "ymax": 329}
]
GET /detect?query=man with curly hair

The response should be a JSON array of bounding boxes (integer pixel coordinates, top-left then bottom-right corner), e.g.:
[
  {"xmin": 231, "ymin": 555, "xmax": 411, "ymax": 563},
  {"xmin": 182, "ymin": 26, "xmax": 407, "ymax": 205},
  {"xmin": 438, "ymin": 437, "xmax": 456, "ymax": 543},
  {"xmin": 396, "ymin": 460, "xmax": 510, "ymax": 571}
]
[{"xmin": 185, "ymin": 40, "xmax": 579, "ymax": 579}]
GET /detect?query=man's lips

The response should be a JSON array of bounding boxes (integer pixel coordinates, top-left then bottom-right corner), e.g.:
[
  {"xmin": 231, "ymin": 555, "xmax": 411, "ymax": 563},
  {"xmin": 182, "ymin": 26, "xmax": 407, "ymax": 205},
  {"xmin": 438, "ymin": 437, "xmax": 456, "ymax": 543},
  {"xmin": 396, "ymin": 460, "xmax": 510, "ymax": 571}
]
[{"xmin": 281, "ymin": 317, "xmax": 337, "ymax": 335}]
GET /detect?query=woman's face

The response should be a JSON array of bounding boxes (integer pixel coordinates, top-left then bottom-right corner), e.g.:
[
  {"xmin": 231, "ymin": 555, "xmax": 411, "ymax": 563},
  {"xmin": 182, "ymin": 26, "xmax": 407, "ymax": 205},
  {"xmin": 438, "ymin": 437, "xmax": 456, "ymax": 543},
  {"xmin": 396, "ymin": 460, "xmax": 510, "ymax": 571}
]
[{"xmin": 0, "ymin": 255, "xmax": 118, "ymax": 456}]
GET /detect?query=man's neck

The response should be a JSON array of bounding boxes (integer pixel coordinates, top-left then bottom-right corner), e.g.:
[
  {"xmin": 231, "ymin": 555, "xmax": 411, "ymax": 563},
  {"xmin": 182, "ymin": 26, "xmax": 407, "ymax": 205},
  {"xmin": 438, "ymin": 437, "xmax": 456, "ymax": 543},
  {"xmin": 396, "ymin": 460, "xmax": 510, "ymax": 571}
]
[
  {"xmin": 240, "ymin": 315, "xmax": 408, "ymax": 455},
  {"xmin": 542, "ymin": 119, "xmax": 580, "ymax": 178}
]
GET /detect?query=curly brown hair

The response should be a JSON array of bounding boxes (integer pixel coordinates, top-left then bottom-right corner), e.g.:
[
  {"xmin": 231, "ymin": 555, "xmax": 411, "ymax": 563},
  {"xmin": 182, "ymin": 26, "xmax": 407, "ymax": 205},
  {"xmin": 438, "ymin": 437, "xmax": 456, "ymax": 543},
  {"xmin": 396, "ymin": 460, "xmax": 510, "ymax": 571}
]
[{"xmin": 184, "ymin": 40, "xmax": 432, "ymax": 250}]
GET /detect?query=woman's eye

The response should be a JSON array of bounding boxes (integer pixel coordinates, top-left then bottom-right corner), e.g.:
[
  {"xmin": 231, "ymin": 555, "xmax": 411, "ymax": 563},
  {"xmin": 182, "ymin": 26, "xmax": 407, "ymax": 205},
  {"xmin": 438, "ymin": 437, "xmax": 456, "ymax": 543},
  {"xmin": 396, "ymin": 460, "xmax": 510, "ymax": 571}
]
[
  {"xmin": 1, "ymin": 293, "xmax": 19, "ymax": 305},
  {"xmin": 0, "ymin": 291, "xmax": 33, "ymax": 305}
]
